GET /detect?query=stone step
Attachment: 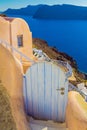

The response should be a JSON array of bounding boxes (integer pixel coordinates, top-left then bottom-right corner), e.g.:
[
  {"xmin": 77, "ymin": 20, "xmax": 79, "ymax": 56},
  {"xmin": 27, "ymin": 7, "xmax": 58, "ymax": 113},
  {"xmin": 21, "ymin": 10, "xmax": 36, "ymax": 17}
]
[
  {"xmin": 30, "ymin": 123, "xmax": 68, "ymax": 130},
  {"xmin": 29, "ymin": 118, "xmax": 66, "ymax": 128},
  {"xmin": 29, "ymin": 118, "xmax": 68, "ymax": 130}
]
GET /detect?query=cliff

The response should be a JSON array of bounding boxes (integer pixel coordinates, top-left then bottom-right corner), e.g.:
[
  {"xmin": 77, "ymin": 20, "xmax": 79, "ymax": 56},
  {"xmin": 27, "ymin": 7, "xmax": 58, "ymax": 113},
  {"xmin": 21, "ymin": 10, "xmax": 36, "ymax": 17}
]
[
  {"xmin": 32, "ymin": 38, "xmax": 87, "ymax": 85},
  {"xmin": 3, "ymin": 5, "xmax": 42, "ymax": 16},
  {"xmin": 33, "ymin": 4, "xmax": 87, "ymax": 20},
  {"xmin": 3, "ymin": 4, "xmax": 87, "ymax": 20}
]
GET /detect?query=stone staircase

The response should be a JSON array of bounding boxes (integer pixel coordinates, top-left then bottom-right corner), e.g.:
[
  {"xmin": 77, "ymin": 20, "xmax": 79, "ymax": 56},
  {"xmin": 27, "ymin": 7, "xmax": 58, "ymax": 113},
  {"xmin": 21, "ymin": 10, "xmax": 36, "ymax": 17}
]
[{"xmin": 29, "ymin": 118, "xmax": 68, "ymax": 130}]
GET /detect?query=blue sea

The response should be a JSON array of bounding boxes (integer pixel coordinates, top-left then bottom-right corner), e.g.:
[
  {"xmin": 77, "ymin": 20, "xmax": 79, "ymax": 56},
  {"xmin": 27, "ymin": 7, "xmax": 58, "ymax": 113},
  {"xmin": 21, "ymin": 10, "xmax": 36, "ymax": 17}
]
[{"xmin": 8, "ymin": 14, "xmax": 87, "ymax": 73}]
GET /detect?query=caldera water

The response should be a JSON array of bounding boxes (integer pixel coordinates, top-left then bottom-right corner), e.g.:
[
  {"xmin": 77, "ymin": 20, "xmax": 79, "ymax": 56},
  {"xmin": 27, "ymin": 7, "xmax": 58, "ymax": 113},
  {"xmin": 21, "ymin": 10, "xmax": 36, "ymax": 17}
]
[{"xmin": 8, "ymin": 14, "xmax": 87, "ymax": 73}]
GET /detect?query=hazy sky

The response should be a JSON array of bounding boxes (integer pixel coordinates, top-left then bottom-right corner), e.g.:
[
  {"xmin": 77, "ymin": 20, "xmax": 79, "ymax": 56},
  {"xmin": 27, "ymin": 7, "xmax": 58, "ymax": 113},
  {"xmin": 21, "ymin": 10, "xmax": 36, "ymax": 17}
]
[{"xmin": 0, "ymin": 0, "xmax": 87, "ymax": 11}]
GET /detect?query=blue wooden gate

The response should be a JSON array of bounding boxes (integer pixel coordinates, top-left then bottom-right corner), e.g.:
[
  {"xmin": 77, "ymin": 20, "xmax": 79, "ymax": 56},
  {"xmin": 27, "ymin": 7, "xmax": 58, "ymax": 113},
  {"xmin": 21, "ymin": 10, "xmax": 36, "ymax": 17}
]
[{"xmin": 23, "ymin": 62, "xmax": 68, "ymax": 122}]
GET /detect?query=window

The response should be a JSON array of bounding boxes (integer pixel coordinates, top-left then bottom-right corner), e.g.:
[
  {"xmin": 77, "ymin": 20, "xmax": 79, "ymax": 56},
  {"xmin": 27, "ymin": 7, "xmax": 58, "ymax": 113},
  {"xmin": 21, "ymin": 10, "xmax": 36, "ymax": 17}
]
[{"xmin": 17, "ymin": 35, "xmax": 23, "ymax": 47}]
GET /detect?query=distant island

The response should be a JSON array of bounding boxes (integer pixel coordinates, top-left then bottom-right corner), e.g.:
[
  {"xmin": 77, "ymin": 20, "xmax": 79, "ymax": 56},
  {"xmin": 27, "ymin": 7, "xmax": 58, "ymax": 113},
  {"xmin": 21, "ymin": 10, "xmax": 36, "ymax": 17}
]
[
  {"xmin": 3, "ymin": 4, "xmax": 87, "ymax": 20},
  {"xmin": 3, "ymin": 5, "xmax": 42, "ymax": 16}
]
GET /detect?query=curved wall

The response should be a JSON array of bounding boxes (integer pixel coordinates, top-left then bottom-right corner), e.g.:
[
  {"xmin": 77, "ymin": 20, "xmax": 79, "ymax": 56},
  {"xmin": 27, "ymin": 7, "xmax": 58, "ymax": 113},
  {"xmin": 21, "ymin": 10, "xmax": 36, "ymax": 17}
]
[
  {"xmin": 11, "ymin": 18, "xmax": 33, "ymax": 58},
  {"xmin": 0, "ymin": 17, "xmax": 10, "ymax": 43},
  {"xmin": 0, "ymin": 44, "xmax": 30, "ymax": 130},
  {"xmin": 0, "ymin": 17, "xmax": 33, "ymax": 60},
  {"xmin": 66, "ymin": 91, "xmax": 87, "ymax": 130}
]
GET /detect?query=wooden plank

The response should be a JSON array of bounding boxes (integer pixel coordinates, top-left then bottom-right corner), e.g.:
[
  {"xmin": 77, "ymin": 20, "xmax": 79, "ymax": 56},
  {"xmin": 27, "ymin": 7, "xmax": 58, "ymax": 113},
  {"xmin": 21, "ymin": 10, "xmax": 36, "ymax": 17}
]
[
  {"xmin": 51, "ymin": 65, "xmax": 59, "ymax": 121},
  {"xmin": 30, "ymin": 64, "xmax": 39, "ymax": 118},
  {"xmin": 56, "ymin": 67, "xmax": 61, "ymax": 122},
  {"xmin": 44, "ymin": 62, "xmax": 52, "ymax": 120},
  {"xmin": 23, "ymin": 75, "xmax": 28, "ymax": 113},
  {"xmin": 62, "ymin": 79, "xmax": 68, "ymax": 122},
  {"xmin": 26, "ymin": 68, "xmax": 33, "ymax": 116},
  {"xmin": 38, "ymin": 62, "xmax": 45, "ymax": 119},
  {"xmin": 57, "ymin": 69, "xmax": 65, "ymax": 122}
]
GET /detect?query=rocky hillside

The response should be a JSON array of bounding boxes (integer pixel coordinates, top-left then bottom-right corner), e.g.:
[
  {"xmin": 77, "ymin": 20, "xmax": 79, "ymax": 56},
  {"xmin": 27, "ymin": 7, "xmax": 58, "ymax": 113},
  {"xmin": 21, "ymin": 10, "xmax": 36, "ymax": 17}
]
[{"xmin": 32, "ymin": 38, "xmax": 87, "ymax": 85}]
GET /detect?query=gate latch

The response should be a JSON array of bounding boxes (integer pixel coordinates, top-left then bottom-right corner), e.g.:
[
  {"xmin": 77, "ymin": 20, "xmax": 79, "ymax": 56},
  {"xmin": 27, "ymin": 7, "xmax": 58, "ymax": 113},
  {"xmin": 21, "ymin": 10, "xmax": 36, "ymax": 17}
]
[{"xmin": 56, "ymin": 87, "xmax": 65, "ymax": 95}]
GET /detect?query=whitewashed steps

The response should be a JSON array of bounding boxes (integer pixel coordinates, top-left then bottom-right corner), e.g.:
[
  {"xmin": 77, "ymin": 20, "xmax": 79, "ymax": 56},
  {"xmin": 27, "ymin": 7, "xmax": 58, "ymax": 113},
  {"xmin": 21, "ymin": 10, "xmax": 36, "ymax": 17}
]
[
  {"xmin": 30, "ymin": 124, "xmax": 68, "ymax": 130},
  {"xmin": 29, "ymin": 118, "xmax": 68, "ymax": 130}
]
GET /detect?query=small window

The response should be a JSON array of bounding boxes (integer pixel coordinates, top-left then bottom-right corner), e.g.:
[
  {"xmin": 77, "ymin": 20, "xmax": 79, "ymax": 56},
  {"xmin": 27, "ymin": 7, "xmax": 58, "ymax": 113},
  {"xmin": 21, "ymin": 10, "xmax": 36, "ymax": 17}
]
[{"xmin": 17, "ymin": 35, "xmax": 23, "ymax": 47}]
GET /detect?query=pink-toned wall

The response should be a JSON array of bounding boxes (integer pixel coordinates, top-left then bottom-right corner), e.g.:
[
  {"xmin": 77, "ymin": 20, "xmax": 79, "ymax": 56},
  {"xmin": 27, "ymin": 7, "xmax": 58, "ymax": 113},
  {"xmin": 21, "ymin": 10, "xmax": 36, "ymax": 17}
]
[
  {"xmin": 0, "ymin": 17, "xmax": 33, "ymax": 60},
  {"xmin": 66, "ymin": 91, "xmax": 87, "ymax": 130},
  {"xmin": 0, "ymin": 17, "xmax": 10, "ymax": 43},
  {"xmin": 11, "ymin": 18, "xmax": 33, "ymax": 59},
  {"xmin": 0, "ymin": 44, "xmax": 30, "ymax": 130}
]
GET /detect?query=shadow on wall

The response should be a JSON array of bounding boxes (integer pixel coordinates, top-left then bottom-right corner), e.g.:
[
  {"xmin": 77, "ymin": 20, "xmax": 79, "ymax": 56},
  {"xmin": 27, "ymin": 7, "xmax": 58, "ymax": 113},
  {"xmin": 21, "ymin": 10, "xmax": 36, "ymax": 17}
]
[
  {"xmin": 0, "ymin": 44, "xmax": 30, "ymax": 130},
  {"xmin": 66, "ymin": 91, "xmax": 87, "ymax": 130}
]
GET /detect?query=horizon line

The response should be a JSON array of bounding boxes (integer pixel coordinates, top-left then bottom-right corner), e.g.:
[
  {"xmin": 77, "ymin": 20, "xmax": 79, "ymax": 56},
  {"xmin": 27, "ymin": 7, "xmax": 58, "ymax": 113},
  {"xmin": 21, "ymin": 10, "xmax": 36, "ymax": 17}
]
[{"xmin": 1, "ymin": 3, "xmax": 87, "ymax": 12}]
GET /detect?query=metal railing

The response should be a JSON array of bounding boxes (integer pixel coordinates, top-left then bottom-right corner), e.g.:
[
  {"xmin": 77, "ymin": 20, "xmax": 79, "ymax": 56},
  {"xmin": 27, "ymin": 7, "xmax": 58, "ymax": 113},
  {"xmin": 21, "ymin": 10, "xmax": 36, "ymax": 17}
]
[
  {"xmin": 33, "ymin": 48, "xmax": 51, "ymax": 61},
  {"xmin": 0, "ymin": 40, "xmax": 72, "ymax": 78},
  {"xmin": 69, "ymin": 83, "xmax": 87, "ymax": 100},
  {"xmin": 52, "ymin": 59, "xmax": 72, "ymax": 77},
  {"xmin": 66, "ymin": 62, "xmax": 72, "ymax": 77},
  {"xmin": 0, "ymin": 39, "xmax": 35, "ymax": 64},
  {"xmin": 33, "ymin": 48, "xmax": 72, "ymax": 78}
]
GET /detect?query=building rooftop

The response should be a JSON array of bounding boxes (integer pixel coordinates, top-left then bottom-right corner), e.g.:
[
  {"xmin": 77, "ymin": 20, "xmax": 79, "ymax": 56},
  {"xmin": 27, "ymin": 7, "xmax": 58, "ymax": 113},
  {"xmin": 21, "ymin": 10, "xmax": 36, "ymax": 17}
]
[{"xmin": 3, "ymin": 17, "xmax": 14, "ymax": 22}]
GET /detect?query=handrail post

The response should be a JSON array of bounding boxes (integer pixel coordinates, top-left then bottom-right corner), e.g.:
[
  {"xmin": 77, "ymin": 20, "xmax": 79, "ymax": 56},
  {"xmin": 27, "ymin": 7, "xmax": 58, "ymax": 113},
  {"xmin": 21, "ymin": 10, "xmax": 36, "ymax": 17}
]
[
  {"xmin": 67, "ymin": 62, "xmax": 69, "ymax": 69},
  {"xmin": 20, "ymin": 55, "xmax": 22, "ymax": 64},
  {"xmin": 0, "ymin": 39, "xmax": 35, "ymax": 64}
]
